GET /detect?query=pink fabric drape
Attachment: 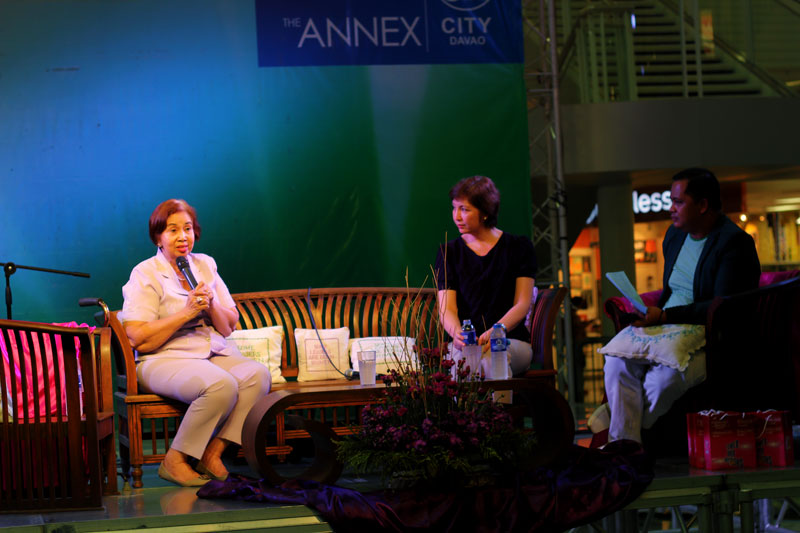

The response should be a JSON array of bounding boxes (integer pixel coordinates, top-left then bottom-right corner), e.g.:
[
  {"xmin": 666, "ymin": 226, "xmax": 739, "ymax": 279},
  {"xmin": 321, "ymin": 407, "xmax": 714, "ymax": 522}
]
[{"xmin": 0, "ymin": 322, "xmax": 93, "ymax": 419}]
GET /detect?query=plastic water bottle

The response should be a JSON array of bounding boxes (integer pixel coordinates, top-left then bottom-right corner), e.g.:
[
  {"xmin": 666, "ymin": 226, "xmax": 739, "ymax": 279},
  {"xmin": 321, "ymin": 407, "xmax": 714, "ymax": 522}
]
[
  {"xmin": 461, "ymin": 320, "xmax": 480, "ymax": 377},
  {"xmin": 461, "ymin": 319, "xmax": 476, "ymax": 346},
  {"xmin": 489, "ymin": 323, "xmax": 509, "ymax": 379}
]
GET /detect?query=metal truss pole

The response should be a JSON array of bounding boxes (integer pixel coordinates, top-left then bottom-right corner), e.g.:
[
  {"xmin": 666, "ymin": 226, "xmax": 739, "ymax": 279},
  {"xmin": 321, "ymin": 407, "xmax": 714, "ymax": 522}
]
[{"xmin": 523, "ymin": 0, "xmax": 575, "ymax": 417}]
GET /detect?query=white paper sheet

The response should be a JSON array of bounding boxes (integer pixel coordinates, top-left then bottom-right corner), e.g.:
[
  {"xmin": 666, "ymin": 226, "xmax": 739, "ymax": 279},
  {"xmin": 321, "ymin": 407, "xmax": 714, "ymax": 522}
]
[{"xmin": 605, "ymin": 271, "xmax": 647, "ymax": 314}]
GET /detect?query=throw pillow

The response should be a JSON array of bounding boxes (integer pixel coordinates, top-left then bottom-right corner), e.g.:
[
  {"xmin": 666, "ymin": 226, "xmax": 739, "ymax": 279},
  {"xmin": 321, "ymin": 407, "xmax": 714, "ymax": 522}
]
[
  {"xmin": 348, "ymin": 336, "xmax": 417, "ymax": 375},
  {"xmin": 227, "ymin": 326, "xmax": 286, "ymax": 384},
  {"xmin": 598, "ymin": 324, "xmax": 706, "ymax": 371},
  {"xmin": 294, "ymin": 327, "xmax": 350, "ymax": 382}
]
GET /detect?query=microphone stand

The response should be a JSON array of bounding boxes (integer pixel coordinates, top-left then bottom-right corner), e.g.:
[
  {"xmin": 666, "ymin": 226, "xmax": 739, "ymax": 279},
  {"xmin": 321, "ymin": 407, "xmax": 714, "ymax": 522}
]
[{"xmin": 1, "ymin": 261, "xmax": 90, "ymax": 320}]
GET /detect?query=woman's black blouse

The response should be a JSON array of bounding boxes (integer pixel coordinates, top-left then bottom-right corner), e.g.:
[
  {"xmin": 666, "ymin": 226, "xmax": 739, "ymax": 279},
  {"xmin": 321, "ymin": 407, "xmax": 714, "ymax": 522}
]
[{"xmin": 435, "ymin": 232, "xmax": 537, "ymax": 342}]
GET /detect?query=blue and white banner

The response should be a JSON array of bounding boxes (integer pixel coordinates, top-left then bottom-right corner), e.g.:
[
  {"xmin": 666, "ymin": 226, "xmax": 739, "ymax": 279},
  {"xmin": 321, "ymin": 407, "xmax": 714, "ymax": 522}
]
[{"xmin": 255, "ymin": 0, "xmax": 523, "ymax": 67}]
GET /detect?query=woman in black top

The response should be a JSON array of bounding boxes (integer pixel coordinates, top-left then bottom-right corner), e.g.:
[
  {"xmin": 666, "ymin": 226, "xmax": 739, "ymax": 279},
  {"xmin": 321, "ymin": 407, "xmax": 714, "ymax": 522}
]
[{"xmin": 435, "ymin": 176, "xmax": 538, "ymax": 376}]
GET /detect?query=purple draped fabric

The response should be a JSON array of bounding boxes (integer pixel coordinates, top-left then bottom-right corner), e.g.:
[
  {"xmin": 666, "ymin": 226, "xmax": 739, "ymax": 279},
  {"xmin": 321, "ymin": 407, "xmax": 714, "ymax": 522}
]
[{"xmin": 198, "ymin": 440, "xmax": 653, "ymax": 532}]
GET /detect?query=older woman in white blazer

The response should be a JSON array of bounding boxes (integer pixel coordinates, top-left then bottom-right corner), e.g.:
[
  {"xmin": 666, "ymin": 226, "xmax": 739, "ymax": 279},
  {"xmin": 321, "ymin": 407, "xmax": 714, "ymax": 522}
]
[{"xmin": 119, "ymin": 199, "xmax": 270, "ymax": 486}]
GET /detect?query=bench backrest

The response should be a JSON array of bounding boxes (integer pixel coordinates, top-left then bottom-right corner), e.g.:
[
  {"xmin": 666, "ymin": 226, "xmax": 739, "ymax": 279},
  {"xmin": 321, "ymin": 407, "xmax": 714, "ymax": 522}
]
[
  {"xmin": 606, "ymin": 270, "xmax": 800, "ymax": 320},
  {"xmin": 529, "ymin": 287, "xmax": 566, "ymax": 370},
  {"xmin": 0, "ymin": 319, "xmax": 103, "ymax": 510},
  {"xmin": 232, "ymin": 287, "xmax": 438, "ymax": 379},
  {"xmin": 706, "ymin": 275, "xmax": 800, "ymax": 417},
  {"xmin": 107, "ymin": 310, "xmax": 139, "ymax": 396},
  {"xmin": 109, "ymin": 284, "xmax": 563, "ymax": 384}
]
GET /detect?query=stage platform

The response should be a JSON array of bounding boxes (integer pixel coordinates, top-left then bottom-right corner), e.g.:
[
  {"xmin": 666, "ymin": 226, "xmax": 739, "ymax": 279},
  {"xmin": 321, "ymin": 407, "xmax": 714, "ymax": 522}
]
[
  {"xmin": 5, "ymin": 444, "xmax": 800, "ymax": 532},
  {"xmin": 0, "ymin": 459, "xmax": 384, "ymax": 532},
  {"xmin": 592, "ymin": 456, "xmax": 800, "ymax": 533}
]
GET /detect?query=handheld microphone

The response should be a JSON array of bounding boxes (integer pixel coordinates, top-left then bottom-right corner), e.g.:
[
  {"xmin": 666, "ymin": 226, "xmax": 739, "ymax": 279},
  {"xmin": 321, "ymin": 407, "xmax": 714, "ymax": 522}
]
[{"xmin": 175, "ymin": 256, "xmax": 198, "ymax": 290}]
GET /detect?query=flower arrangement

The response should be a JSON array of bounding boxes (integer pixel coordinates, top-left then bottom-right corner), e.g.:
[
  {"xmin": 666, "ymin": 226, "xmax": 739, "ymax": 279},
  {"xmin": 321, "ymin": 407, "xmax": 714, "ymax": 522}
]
[{"xmin": 336, "ymin": 298, "xmax": 537, "ymax": 488}]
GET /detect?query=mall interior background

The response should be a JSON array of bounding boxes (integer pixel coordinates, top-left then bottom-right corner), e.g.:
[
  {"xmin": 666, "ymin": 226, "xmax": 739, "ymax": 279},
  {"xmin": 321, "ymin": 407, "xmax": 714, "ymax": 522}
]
[{"xmin": 523, "ymin": 0, "xmax": 800, "ymax": 406}]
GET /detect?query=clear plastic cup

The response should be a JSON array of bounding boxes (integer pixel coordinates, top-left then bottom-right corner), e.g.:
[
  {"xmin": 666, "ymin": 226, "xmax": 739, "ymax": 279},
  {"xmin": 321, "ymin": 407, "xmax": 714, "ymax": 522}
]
[
  {"xmin": 462, "ymin": 344, "xmax": 481, "ymax": 378},
  {"xmin": 358, "ymin": 351, "xmax": 377, "ymax": 386}
]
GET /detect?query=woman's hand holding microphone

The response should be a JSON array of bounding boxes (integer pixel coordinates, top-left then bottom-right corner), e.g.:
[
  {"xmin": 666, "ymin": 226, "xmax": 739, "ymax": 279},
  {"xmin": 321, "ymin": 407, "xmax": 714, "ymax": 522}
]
[{"xmin": 187, "ymin": 281, "xmax": 214, "ymax": 316}]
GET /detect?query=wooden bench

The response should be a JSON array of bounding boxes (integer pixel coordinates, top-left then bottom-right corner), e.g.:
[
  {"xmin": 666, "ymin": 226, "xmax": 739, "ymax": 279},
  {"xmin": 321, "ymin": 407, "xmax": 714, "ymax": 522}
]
[
  {"xmin": 0, "ymin": 319, "xmax": 117, "ymax": 512},
  {"xmin": 104, "ymin": 286, "xmax": 566, "ymax": 488}
]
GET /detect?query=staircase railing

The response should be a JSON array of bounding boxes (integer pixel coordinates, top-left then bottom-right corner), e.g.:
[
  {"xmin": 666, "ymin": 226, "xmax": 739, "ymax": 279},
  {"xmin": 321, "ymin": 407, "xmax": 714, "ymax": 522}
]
[
  {"xmin": 776, "ymin": 0, "xmax": 800, "ymax": 15},
  {"xmin": 557, "ymin": 2, "xmax": 637, "ymax": 102},
  {"xmin": 660, "ymin": 0, "xmax": 797, "ymax": 97}
]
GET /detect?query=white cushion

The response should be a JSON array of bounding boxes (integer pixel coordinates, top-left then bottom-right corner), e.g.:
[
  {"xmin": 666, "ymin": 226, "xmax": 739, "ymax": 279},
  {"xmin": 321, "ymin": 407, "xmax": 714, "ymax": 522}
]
[
  {"xmin": 348, "ymin": 336, "xmax": 417, "ymax": 375},
  {"xmin": 294, "ymin": 327, "xmax": 350, "ymax": 382},
  {"xmin": 598, "ymin": 324, "xmax": 705, "ymax": 371},
  {"xmin": 227, "ymin": 326, "xmax": 286, "ymax": 384}
]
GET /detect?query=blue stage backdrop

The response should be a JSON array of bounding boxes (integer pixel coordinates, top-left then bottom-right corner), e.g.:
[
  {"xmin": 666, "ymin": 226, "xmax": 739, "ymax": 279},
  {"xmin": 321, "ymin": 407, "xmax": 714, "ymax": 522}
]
[{"xmin": 0, "ymin": 0, "xmax": 530, "ymax": 324}]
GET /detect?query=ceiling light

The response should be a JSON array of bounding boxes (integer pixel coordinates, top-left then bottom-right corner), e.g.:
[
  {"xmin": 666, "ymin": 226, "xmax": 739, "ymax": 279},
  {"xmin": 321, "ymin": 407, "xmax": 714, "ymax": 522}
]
[
  {"xmin": 739, "ymin": 214, "xmax": 747, "ymax": 222},
  {"xmin": 775, "ymin": 197, "xmax": 800, "ymax": 204},
  {"xmin": 766, "ymin": 205, "xmax": 800, "ymax": 213}
]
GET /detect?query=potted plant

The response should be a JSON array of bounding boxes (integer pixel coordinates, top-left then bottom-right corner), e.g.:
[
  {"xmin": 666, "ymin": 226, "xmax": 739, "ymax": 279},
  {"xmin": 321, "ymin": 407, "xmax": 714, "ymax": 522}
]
[{"xmin": 336, "ymin": 343, "xmax": 537, "ymax": 489}]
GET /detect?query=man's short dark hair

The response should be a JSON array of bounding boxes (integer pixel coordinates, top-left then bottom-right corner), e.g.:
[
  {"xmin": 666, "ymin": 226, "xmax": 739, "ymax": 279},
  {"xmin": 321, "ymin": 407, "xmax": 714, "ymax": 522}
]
[{"xmin": 672, "ymin": 167, "xmax": 722, "ymax": 211}]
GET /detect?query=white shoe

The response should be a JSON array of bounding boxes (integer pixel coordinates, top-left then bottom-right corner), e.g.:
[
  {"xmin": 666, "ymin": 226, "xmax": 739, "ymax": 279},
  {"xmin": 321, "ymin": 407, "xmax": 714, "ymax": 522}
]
[{"xmin": 588, "ymin": 403, "xmax": 611, "ymax": 434}]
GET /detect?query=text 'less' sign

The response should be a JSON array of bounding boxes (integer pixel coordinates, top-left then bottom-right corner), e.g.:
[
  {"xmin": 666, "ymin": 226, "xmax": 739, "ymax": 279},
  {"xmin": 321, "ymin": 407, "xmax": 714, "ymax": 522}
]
[{"xmin": 255, "ymin": 0, "xmax": 523, "ymax": 67}]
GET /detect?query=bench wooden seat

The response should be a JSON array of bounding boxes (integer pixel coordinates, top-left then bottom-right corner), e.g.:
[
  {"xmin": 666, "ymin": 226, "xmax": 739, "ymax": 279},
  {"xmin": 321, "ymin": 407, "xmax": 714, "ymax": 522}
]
[
  {"xmin": 105, "ymin": 286, "xmax": 566, "ymax": 488},
  {"xmin": 0, "ymin": 319, "xmax": 117, "ymax": 512}
]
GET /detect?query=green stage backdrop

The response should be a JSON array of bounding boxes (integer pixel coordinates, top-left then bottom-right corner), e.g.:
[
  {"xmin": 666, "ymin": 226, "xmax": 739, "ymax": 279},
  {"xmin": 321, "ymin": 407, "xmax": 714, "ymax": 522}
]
[{"xmin": 0, "ymin": 0, "xmax": 530, "ymax": 323}]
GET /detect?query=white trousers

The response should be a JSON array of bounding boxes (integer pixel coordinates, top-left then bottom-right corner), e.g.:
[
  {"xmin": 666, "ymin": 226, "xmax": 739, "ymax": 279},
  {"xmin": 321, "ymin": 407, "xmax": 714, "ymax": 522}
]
[
  {"xmin": 604, "ymin": 352, "xmax": 706, "ymax": 443},
  {"xmin": 137, "ymin": 353, "xmax": 271, "ymax": 459}
]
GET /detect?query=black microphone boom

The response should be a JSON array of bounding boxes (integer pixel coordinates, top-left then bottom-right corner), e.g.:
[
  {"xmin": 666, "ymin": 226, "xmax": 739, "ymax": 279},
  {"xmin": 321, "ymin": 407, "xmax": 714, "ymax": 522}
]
[{"xmin": 175, "ymin": 256, "xmax": 198, "ymax": 289}]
